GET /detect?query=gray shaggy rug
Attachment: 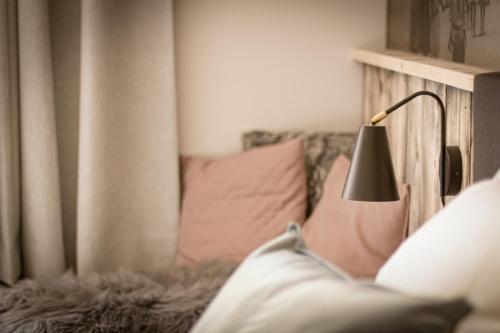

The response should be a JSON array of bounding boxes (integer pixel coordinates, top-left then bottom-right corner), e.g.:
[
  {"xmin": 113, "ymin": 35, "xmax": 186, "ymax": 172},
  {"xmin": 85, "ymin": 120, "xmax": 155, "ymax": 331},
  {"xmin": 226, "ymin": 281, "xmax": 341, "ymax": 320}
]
[{"xmin": 0, "ymin": 262, "xmax": 236, "ymax": 333}]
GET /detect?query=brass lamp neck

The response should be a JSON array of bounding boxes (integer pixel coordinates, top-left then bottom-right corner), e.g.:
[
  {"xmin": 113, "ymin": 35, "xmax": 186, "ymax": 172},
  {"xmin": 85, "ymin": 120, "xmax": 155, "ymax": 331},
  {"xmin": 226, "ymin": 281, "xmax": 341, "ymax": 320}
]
[{"xmin": 369, "ymin": 90, "xmax": 446, "ymax": 126}]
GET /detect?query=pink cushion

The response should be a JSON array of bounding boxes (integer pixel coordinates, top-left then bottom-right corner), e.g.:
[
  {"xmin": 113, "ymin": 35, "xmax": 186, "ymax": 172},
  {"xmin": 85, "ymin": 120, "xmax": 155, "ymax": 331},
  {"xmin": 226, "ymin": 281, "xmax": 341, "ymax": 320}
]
[
  {"xmin": 303, "ymin": 155, "xmax": 409, "ymax": 278},
  {"xmin": 177, "ymin": 139, "xmax": 307, "ymax": 264}
]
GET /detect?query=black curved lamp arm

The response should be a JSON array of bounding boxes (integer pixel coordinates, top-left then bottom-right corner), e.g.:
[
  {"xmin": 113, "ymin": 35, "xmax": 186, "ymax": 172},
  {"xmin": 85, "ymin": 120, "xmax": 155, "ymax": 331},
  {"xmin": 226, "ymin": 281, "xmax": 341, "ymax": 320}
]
[{"xmin": 370, "ymin": 91, "xmax": 447, "ymax": 206}]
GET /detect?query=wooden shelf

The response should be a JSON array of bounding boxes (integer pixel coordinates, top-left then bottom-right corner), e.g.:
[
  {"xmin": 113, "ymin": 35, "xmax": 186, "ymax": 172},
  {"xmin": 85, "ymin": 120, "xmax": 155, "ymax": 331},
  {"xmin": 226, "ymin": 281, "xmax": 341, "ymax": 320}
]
[{"xmin": 352, "ymin": 48, "xmax": 492, "ymax": 92}]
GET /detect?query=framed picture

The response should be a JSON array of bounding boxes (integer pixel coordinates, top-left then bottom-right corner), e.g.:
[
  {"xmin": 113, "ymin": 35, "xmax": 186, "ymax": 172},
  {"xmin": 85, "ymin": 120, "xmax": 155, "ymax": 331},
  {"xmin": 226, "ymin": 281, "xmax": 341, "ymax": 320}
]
[{"xmin": 388, "ymin": 0, "xmax": 500, "ymax": 68}]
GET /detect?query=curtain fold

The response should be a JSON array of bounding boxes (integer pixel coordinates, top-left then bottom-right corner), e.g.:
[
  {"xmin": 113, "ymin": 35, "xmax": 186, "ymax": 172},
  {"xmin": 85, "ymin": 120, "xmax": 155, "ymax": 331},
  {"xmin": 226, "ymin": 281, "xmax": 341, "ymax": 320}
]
[
  {"xmin": 0, "ymin": 0, "xmax": 179, "ymax": 285},
  {"xmin": 0, "ymin": 0, "xmax": 21, "ymax": 285},
  {"xmin": 77, "ymin": 0, "xmax": 179, "ymax": 275},
  {"xmin": 17, "ymin": 0, "xmax": 66, "ymax": 279}
]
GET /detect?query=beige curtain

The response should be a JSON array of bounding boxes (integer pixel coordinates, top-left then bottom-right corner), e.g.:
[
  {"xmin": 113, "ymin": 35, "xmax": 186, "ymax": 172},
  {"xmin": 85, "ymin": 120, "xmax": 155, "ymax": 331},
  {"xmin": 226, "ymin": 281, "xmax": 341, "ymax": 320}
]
[{"xmin": 0, "ymin": 0, "xmax": 179, "ymax": 285}]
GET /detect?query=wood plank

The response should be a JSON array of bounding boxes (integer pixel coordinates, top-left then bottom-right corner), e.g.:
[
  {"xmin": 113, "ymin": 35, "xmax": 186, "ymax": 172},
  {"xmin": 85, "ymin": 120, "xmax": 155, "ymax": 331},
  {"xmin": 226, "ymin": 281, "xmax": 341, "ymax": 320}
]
[
  {"xmin": 387, "ymin": 72, "xmax": 411, "ymax": 236},
  {"xmin": 353, "ymin": 48, "xmax": 492, "ymax": 92},
  {"xmin": 445, "ymin": 87, "xmax": 473, "ymax": 204},
  {"xmin": 387, "ymin": 72, "xmax": 408, "ymax": 183},
  {"xmin": 421, "ymin": 80, "xmax": 445, "ymax": 221},
  {"xmin": 404, "ymin": 76, "xmax": 426, "ymax": 234},
  {"xmin": 362, "ymin": 66, "xmax": 381, "ymax": 123}
]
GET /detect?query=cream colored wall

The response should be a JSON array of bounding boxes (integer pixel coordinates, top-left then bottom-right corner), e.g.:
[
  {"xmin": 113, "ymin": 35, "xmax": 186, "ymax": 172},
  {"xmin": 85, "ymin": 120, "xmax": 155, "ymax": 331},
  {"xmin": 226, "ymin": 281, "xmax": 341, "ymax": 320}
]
[{"xmin": 174, "ymin": 0, "xmax": 386, "ymax": 156}]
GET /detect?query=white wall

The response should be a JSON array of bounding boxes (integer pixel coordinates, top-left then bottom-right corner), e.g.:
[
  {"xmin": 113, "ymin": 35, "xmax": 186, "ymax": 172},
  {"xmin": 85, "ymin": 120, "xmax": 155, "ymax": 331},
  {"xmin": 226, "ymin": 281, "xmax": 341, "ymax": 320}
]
[{"xmin": 174, "ymin": 0, "xmax": 386, "ymax": 156}]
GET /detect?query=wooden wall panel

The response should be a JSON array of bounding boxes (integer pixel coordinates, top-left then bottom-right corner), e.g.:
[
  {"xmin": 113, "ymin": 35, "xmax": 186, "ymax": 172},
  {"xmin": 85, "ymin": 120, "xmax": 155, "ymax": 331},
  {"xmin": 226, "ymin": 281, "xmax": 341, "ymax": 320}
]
[
  {"xmin": 362, "ymin": 66, "xmax": 381, "ymax": 123},
  {"xmin": 362, "ymin": 65, "xmax": 473, "ymax": 233},
  {"xmin": 388, "ymin": 72, "xmax": 409, "ymax": 183},
  {"xmin": 420, "ymin": 80, "xmax": 444, "ymax": 224},
  {"xmin": 405, "ymin": 77, "xmax": 426, "ymax": 233}
]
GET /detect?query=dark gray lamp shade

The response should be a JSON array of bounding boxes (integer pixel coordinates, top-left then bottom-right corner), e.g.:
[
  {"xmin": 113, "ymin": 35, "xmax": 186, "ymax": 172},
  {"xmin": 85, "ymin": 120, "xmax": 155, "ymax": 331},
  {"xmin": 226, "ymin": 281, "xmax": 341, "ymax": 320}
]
[{"xmin": 341, "ymin": 125, "xmax": 400, "ymax": 202}]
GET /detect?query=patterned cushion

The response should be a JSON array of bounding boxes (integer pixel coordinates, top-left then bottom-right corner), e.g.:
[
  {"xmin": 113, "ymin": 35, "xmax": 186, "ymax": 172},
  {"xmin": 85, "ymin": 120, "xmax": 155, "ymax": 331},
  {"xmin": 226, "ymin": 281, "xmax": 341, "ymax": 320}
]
[{"xmin": 242, "ymin": 131, "xmax": 357, "ymax": 215}]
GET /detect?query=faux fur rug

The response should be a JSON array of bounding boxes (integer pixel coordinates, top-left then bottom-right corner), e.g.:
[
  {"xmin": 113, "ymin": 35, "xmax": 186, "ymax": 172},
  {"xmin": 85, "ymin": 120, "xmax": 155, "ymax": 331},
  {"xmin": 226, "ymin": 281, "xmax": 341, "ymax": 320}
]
[{"xmin": 0, "ymin": 262, "xmax": 236, "ymax": 333}]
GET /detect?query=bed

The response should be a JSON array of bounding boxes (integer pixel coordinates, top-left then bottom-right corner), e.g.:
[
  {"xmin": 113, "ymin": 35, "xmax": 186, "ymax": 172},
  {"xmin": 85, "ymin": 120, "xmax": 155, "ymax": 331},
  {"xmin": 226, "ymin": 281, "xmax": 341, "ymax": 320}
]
[{"xmin": 1, "ymin": 49, "xmax": 500, "ymax": 333}]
